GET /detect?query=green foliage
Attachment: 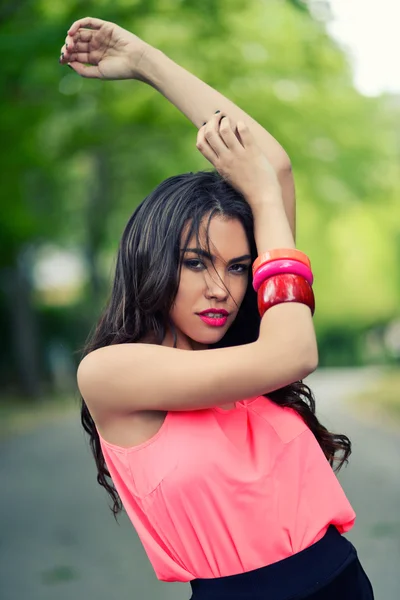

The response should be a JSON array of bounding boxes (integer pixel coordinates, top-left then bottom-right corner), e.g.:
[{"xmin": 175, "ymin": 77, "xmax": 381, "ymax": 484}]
[{"xmin": 1, "ymin": 0, "xmax": 399, "ymax": 393}]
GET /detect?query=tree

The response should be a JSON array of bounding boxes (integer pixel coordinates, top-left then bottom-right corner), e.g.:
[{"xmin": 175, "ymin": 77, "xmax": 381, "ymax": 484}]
[{"xmin": 1, "ymin": 0, "xmax": 399, "ymax": 395}]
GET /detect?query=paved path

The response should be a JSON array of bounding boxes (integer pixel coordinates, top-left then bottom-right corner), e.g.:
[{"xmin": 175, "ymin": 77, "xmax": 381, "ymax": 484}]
[
  {"xmin": 305, "ymin": 367, "xmax": 400, "ymax": 600},
  {"xmin": 1, "ymin": 367, "xmax": 398, "ymax": 600}
]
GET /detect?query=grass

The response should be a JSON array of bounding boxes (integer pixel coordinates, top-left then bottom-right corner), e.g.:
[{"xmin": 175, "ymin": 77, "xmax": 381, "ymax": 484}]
[
  {"xmin": 350, "ymin": 367, "xmax": 400, "ymax": 427},
  {"xmin": 0, "ymin": 392, "xmax": 78, "ymax": 440}
]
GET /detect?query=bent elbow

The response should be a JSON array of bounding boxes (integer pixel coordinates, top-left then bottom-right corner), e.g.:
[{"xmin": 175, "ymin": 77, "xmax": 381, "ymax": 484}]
[
  {"xmin": 276, "ymin": 153, "xmax": 292, "ymax": 174},
  {"xmin": 300, "ymin": 346, "xmax": 319, "ymax": 378}
]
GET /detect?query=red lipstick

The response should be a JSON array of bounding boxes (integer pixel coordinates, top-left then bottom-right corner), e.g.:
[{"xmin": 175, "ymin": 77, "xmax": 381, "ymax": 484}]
[
  {"xmin": 198, "ymin": 309, "xmax": 229, "ymax": 316},
  {"xmin": 197, "ymin": 308, "xmax": 229, "ymax": 328}
]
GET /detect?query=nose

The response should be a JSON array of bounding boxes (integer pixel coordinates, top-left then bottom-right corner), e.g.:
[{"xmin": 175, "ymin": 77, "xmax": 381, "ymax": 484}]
[{"xmin": 204, "ymin": 270, "xmax": 229, "ymax": 301}]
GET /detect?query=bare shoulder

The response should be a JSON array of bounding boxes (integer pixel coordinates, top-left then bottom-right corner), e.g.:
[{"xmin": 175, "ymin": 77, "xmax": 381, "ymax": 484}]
[
  {"xmin": 94, "ymin": 408, "xmax": 168, "ymax": 449},
  {"xmin": 82, "ymin": 341, "xmax": 167, "ymax": 449}
]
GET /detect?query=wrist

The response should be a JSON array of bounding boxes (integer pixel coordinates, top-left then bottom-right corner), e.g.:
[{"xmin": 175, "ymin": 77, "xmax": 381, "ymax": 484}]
[
  {"xmin": 252, "ymin": 200, "xmax": 295, "ymax": 253},
  {"xmin": 245, "ymin": 187, "xmax": 284, "ymax": 217},
  {"xmin": 134, "ymin": 44, "xmax": 164, "ymax": 85}
]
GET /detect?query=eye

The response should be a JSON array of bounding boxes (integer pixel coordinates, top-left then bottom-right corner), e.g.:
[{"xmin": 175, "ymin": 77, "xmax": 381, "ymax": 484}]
[
  {"xmin": 183, "ymin": 259, "xmax": 205, "ymax": 270},
  {"xmin": 229, "ymin": 263, "xmax": 250, "ymax": 274}
]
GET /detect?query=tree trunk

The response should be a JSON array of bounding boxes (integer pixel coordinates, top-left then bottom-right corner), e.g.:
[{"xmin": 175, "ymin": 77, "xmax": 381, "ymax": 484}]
[
  {"xmin": 1, "ymin": 246, "xmax": 41, "ymax": 398},
  {"xmin": 84, "ymin": 150, "xmax": 112, "ymax": 308}
]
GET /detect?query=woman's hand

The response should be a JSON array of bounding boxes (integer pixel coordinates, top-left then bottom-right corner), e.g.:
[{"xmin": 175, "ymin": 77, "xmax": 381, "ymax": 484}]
[
  {"xmin": 59, "ymin": 17, "xmax": 151, "ymax": 80},
  {"xmin": 197, "ymin": 113, "xmax": 282, "ymax": 211}
]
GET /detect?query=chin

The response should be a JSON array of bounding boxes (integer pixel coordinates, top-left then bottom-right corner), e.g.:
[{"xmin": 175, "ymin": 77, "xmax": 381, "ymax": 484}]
[{"xmin": 191, "ymin": 329, "xmax": 228, "ymax": 345}]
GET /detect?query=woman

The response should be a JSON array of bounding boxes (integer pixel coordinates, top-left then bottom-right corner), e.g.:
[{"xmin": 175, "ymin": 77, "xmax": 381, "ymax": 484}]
[{"xmin": 60, "ymin": 17, "xmax": 374, "ymax": 599}]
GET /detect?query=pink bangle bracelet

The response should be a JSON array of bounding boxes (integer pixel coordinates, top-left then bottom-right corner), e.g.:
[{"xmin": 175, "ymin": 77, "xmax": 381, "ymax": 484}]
[{"xmin": 253, "ymin": 259, "xmax": 314, "ymax": 292}]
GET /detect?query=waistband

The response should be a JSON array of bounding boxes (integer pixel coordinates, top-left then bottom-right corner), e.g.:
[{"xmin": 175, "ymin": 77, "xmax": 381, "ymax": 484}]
[{"xmin": 189, "ymin": 525, "xmax": 356, "ymax": 599}]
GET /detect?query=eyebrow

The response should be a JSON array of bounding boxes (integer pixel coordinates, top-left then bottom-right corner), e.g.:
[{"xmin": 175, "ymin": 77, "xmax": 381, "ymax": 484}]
[{"xmin": 181, "ymin": 247, "xmax": 252, "ymax": 265}]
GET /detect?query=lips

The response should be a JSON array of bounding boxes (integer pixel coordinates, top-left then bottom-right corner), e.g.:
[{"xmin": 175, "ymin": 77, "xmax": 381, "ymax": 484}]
[
  {"xmin": 198, "ymin": 309, "xmax": 229, "ymax": 317},
  {"xmin": 198, "ymin": 314, "xmax": 228, "ymax": 327}
]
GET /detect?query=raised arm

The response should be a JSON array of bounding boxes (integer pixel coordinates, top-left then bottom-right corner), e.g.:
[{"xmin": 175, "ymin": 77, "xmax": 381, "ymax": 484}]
[
  {"xmin": 138, "ymin": 47, "xmax": 296, "ymax": 239},
  {"xmin": 61, "ymin": 17, "xmax": 296, "ymax": 239},
  {"xmin": 77, "ymin": 114, "xmax": 317, "ymax": 416}
]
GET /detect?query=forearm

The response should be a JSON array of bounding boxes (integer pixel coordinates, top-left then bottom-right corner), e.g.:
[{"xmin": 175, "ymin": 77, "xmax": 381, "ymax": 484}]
[
  {"xmin": 252, "ymin": 197, "xmax": 296, "ymax": 256},
  {"xmin": 137, "ymin": 47, "xmax": 296, "ymax": 239},
  {"xmin": 252, "ymin": 195, "xmax": 317, "ymax": 369}
]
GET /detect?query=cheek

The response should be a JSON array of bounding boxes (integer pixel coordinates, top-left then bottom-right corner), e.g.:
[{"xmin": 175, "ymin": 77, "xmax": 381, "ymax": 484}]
[
  {"xmin": 230, "ymin": 276, "xmax": 249, "ymax": 303},
  {"xmin": 173, "ymin": 272, "xmax": 203, "ymax": 308}
]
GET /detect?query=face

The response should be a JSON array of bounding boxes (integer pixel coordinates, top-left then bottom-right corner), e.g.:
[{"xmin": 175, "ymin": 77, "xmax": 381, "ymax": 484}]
[{"xmin": 167, "ymin": 215, "xmax": 251, "ymax": 350}]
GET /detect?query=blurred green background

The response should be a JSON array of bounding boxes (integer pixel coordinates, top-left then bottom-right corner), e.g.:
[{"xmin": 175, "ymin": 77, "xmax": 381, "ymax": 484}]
[{"xmin": 1, "ymin": 0, "xmax": 399, "ymax": 419}]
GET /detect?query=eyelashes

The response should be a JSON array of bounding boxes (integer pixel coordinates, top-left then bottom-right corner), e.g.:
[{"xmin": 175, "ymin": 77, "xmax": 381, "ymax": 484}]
[{"xmin": 183, "ymin": 259, "xmax": 249, "ymax": 274}]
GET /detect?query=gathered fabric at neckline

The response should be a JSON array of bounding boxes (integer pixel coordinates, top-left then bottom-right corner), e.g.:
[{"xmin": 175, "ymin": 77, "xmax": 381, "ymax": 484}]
[{"xmin": 213, "ymin": 397, "xmax": 261, "ymax": 413}]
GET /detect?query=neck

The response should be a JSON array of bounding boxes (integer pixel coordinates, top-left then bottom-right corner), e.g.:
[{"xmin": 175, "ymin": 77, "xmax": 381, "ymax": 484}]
[{"xmin": 162, "ymin": 327, "xmax": 207, "ymax": 351}]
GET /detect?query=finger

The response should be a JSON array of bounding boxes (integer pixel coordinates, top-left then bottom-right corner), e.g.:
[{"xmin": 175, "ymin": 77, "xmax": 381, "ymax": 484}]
[
  {"xmin": 196, "ymin": 127, "xmax": 218, "ymax": 163},
  {"xmin": 202, "ymin": 111, "xmax": 225, "ymax": 135},
  {"xmin": 68, "ymin": 16, "xmax": 106, "ymax": 36},
  {"xmin": 75, "ymin": 29, "xmax": 94, "ymax": 43},
  {"xmin": 61, "ymin": 40, "xmax": 80, "ymax": 63},
  {"xmin": 218, "ymin": 116, "xmax": 242, "ymax": 151},
  {"xmin": 67, "ymin": 62, "xmax": 101, "ymax": 79},
  {"xmin": 66, "ymin": 52, "xmax": 97, "ymax": 65},
  {"xmin": 235, "ymin": 121, "xmax": 253, "ymax": 149},
  {"xmin": 65, "ymin": 32, "xmax": 90, "ymax": 53},
  {"xmin": 204, "ymin": 114, "xmax": 229, "ymax": 157},
  {"xmin": 69, "ymin": 41, "xmax": 90, "ymax": 53},
  {"xmin": 59, "ymin": 45, "xmax": 67, "ymax": 64},
  {"xmin": 63, "ymin": 30, "xmax": 92, "ymax": 60},
  {"xmin": 64, "ymin": 33, "xmax": 74, "ymax": 50}
]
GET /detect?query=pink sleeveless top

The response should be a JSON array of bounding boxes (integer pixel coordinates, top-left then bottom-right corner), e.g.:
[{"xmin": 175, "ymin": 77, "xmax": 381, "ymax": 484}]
[{"xmin": 98, "ymin": 396, "xmax": 356, "ymax": 582}]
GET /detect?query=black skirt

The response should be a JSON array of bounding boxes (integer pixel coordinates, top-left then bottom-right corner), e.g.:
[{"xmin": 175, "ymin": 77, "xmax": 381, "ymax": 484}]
[{"xmin": 189, "ymin": 525, "xmax": 374, "ymax": 599}]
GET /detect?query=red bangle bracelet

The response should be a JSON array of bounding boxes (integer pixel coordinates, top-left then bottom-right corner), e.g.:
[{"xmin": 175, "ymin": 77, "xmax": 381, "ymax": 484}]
[
  {"xmin": 252, "ymin": 249, "xmax": 311, "ymax": 277},
  {"xmin": 257, "ymin": 273, "xmax": 315, "ymax": 318}
]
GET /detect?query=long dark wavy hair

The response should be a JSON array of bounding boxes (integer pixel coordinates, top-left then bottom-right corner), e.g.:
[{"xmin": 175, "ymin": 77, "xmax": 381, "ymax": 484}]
[{"xmin": 80, "ymin": 169, "xmax": 351, "ymax": 518}]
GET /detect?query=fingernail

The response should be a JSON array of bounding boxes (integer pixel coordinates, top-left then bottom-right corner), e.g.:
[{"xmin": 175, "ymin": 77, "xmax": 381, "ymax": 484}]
[{"xmin": 215, "ymin": 110, "xmax": 220, "ymax": 114}]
